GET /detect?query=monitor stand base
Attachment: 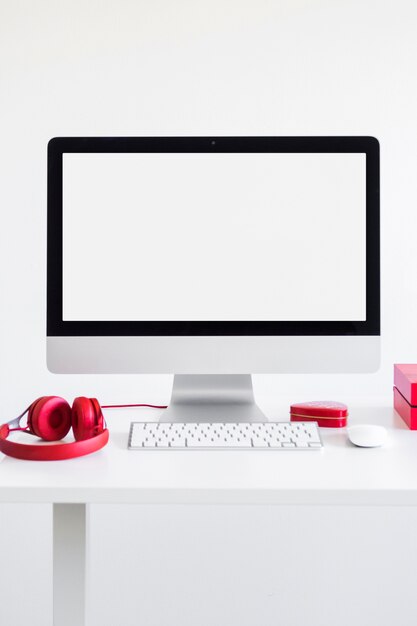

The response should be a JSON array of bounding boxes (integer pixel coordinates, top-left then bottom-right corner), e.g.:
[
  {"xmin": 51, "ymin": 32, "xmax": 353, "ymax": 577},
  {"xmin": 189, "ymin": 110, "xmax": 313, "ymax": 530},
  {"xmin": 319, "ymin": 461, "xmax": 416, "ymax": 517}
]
[{"xmin": 160, "ymin": 374, "xmax": 267, "ymax": 423}]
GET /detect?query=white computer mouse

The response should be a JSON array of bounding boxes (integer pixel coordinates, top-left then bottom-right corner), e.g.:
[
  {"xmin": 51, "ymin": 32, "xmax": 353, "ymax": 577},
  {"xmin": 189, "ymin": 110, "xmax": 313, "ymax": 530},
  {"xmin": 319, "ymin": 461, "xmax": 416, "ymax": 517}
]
[{"xmin": 347, "ymin": 424, "xmax": 388, "ymax": 448}]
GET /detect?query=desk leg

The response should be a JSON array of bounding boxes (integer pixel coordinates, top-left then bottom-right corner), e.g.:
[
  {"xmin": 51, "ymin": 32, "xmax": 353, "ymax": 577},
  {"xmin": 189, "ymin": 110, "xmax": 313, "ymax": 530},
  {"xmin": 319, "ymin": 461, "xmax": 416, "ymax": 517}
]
[{"xmin": 53, "ymin": 503, "xmax": 86, "ymax": 626}]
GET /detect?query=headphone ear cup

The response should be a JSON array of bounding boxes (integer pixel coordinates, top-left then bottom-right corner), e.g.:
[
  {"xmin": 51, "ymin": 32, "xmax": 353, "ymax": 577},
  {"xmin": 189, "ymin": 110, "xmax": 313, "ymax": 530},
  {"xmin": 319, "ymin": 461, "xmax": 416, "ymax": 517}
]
[
  {"xmin": 28, "ymin": 396, "xmax": 72, "ymax": 441},
  {"xmin": 72, "ymin": 397, "xmax": 103, "ymax": 441}
]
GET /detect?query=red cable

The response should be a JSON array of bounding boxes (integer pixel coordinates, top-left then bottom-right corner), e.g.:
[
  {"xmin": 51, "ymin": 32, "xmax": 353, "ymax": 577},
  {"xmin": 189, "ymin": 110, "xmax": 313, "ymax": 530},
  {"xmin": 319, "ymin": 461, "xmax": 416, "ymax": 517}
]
[{"xmin": 101, "ymin": 403, "xmax": 168, "ymax": 409}]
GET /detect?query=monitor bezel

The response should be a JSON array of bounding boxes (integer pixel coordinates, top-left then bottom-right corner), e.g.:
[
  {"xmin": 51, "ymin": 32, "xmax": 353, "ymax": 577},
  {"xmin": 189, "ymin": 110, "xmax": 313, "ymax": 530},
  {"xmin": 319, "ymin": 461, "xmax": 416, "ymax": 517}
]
[{"xmin": 47, "ymin": 136, "xmax": 380, "ymax": 337}]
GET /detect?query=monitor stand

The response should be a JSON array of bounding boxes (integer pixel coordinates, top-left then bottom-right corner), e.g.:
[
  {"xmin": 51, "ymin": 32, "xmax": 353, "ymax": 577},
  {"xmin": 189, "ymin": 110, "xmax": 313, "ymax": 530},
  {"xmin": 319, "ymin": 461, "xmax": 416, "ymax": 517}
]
[{"xmin": 160, "ymin": 374, "xmax": 267, "ymax": 423}]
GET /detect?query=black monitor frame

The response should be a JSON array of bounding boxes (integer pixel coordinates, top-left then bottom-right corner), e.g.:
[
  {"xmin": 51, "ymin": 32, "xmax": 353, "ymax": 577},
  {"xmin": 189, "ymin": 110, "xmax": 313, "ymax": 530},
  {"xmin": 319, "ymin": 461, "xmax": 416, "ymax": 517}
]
[{"xmin": 47, "ymin": 136, "xmax": 380, "ymax": 337}]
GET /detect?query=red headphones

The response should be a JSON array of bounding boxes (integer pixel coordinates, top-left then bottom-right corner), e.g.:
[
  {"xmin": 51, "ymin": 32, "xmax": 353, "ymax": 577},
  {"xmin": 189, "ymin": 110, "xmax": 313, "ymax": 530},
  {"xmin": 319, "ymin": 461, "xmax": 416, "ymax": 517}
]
[{"xmin": 0, "ymin": 396, "xmax": 109, "ymax": 461}]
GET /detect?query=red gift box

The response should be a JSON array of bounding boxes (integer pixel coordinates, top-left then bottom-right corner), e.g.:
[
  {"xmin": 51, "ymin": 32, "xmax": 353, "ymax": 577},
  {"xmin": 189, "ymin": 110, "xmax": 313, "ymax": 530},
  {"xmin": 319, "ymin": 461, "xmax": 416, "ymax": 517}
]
[
  {"xmin": 290, "ymin": 401, "xmax": 348, "ymax": 428},
  {"xmin": 394, "ymin": 364, "xmax": 417, "ymax": 429}
]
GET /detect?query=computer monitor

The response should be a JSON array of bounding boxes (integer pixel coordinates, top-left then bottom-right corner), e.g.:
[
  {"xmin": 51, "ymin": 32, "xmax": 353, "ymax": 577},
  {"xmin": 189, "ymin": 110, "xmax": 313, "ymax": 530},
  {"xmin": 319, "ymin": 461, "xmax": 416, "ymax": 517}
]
[{"xmin": 47, "ymin": 136, "xmax": 380, "ymax": 422}]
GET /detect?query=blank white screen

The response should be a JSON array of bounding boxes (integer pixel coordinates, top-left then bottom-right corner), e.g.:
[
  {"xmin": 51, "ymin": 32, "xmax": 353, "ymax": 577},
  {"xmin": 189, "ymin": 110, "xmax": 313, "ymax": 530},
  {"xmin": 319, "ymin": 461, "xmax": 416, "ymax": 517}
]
[{"xmin": 63, "ymin": 152, "xmax": 366, "ymax": 321}]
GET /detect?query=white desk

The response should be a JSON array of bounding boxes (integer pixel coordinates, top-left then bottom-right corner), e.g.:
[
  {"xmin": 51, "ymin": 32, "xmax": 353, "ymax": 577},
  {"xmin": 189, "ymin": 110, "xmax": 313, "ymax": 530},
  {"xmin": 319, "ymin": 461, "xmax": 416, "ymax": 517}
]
[{"xmin": 1, "ymin": 396, "xmax": 416, "ymax": 625}]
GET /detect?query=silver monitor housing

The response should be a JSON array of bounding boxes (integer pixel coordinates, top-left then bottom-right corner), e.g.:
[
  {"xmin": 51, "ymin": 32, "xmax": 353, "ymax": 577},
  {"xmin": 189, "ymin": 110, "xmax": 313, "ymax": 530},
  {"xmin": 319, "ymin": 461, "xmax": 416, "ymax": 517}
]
[{"xmin": 47, "ymin": 137, "xmax": 380, "ymax": 422}]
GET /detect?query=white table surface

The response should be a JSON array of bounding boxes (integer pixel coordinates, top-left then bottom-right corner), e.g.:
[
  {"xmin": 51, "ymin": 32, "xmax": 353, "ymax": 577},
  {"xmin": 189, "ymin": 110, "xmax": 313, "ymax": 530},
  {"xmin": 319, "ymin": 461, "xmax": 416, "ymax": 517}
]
[{"xmin": 1, "ymin": 395, "xmax": 416, "ymax": 506}]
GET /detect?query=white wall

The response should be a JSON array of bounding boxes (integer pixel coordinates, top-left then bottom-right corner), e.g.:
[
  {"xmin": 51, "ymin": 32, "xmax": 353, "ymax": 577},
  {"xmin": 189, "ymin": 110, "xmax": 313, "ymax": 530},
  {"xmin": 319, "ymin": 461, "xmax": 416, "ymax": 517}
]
[{"xmin": 1, "ymin": 1, "xmax": 417, "ymax": 624}]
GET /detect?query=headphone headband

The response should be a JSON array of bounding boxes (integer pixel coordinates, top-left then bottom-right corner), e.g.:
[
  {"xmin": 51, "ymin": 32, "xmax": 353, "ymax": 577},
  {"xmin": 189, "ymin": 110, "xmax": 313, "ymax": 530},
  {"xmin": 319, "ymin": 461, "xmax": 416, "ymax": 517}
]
[{"xmin": 0, "ymin": 429, "xmax": 109, "ymax": 461}]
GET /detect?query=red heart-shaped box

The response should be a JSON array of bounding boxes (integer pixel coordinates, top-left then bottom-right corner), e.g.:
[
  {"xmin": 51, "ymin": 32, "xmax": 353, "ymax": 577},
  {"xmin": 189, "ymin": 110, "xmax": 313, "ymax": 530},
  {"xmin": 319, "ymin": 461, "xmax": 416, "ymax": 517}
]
[{"xmin": 290, "ymin": 401, "xmax": 348, "ymax": 428}]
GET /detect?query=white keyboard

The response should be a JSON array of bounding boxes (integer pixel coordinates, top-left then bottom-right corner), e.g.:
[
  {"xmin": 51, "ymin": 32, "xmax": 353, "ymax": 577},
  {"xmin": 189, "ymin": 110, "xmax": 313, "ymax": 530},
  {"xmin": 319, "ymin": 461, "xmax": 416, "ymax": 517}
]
[{"xmin": 129, "ymin": 421, "xmax": 322, "ymax": 450}]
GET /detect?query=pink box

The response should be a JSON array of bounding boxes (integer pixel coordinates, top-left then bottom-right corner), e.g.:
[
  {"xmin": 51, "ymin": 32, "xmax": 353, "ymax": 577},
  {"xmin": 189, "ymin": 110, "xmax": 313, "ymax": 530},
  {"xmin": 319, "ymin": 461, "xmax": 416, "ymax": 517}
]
[{"xmin": 394, "ymin": 364, "xmax": 417, "ymax": 405}]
